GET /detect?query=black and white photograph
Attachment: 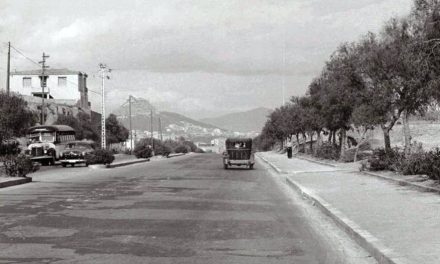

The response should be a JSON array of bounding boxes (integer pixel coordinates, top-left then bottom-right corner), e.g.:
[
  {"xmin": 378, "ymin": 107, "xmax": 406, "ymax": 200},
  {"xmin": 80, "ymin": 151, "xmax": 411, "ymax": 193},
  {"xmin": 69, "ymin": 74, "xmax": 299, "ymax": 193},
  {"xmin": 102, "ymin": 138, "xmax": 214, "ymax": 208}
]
[{"xmin": 0, "ymin": 0, "xmax": 439, "ymax": 263}]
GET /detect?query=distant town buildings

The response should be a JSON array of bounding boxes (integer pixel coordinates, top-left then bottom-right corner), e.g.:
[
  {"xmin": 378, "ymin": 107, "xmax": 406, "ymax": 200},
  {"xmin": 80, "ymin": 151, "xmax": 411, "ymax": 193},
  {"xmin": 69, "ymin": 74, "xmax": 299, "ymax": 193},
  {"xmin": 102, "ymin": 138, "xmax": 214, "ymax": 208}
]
[{"xmin": 10, "ymin": 68, "xmax": 90, "ymax": 111}]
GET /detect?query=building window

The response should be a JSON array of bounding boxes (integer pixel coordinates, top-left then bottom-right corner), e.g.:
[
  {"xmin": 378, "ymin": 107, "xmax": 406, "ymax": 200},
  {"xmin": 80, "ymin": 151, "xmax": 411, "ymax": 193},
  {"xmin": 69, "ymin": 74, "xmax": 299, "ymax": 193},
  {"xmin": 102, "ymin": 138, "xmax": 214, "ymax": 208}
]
[
  {"xmin": 58, "ymin": 77, "xmax": 67, "ymax": 87},
  {"xmin": 23, "ymin": 77, "xmax": 31, "ymax": 88}
]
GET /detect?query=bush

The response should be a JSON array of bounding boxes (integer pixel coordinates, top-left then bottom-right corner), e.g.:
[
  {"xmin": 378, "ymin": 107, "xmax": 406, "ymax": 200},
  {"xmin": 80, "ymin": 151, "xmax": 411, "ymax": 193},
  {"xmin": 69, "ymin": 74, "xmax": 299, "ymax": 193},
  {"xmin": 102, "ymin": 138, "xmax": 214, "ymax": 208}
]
[
  {"xmin": 396, "ymin": 148, "xmax": 440, "ymax": 181},
  {"xmin": 0, "ymin": 139, "xmax": 21, "ymax": 156},
  {"xmin": 85, "ymin": 149, "xmax": 115, "ymax": 165},
  {"xmin": 134, "ymin": 145, "xmax": 153, "ymax": 159},
  {"xmin": 367, "ymin": 148, "xmax": 401, "ymax": 171},
  {"xmin": 315, "ymin": 142, "xmax": 340, "ymax": 160},
  {"xmin": 174, "ymin": 144, "xmax": 190, "ymax": 153},
  {"xmin": 0, "ymin": 154, "xmax": 39, "ymax": 177}
]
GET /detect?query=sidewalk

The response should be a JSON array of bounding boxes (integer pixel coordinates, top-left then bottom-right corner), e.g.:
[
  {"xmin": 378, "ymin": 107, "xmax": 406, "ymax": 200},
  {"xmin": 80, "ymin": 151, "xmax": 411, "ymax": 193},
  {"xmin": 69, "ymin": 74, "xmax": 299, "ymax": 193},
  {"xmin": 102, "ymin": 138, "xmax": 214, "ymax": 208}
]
[{"xmin": 258, "ymin": 151, "xmax": 440, "ymax": 264}]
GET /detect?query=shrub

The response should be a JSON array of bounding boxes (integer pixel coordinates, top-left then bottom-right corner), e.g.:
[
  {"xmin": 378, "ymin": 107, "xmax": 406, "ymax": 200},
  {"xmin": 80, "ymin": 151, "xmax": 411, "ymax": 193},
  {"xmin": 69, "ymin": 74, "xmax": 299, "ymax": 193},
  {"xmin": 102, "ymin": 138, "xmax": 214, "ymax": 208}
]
[
  {"xmin": 0, "ymin": 154, "xmax": 39, "ymax": 177},
  {"xmin": 315, "ymin": 142, "xmax": 340, "ymax": 160},
  {"xmin": 0, "ymin": 139, "xmax": 21, "ymax": 156},
  {"xmin": 174, "ymin": 144, "xmax": 190, "ymax": 153},
  {"xmin": 85, "ymin": 149, "xmax": 115, "ymax": 165},
  {"xmin": 367, "ymin": 148, "xmax": 401, "ymax": 171},
  {"xmin": 396, "ymin": 148, "xmax": 440, "ymax": 181},
  {"xmin": 134, "ymin": 146, "xmax": 153, "ymax": 159}
]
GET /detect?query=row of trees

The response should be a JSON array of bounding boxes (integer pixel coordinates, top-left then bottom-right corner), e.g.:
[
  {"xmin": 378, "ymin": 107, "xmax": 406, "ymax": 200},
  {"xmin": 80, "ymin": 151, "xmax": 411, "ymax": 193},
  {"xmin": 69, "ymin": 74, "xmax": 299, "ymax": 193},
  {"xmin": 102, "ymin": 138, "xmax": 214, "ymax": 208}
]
[
  {"xmin": 258, "ymin": 0, "xmax": 440, "ymax": 159},
  {"xmin": 55, "ymin": 113, "xmax": 129, "ymax": 146}
]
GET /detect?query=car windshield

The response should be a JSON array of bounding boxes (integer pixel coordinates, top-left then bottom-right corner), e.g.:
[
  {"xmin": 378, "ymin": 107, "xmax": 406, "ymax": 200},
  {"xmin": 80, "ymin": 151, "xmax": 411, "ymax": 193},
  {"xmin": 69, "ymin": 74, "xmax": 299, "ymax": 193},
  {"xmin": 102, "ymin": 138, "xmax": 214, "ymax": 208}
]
[{"xmin": 41, "ymin": 132, "xmax": 55, "ymax": 142}]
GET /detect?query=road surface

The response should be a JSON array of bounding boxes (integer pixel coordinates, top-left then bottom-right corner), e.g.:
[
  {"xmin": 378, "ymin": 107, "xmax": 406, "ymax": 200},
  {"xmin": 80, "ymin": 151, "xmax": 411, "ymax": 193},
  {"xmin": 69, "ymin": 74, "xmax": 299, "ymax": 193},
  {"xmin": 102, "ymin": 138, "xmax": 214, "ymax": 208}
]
[{"xmin": 0, "ymin": 154, "xmax": 375, "ymax": 264}]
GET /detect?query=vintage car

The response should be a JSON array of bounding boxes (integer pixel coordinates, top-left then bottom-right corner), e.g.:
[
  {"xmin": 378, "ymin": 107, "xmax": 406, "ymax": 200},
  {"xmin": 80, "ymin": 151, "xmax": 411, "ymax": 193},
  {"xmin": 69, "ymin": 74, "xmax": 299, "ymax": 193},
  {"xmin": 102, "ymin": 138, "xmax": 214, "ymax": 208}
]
[
  {"xmin": 59, "ymin": 141, "xmax": 95, "ymax": 167},
  {"xmin": 222, "ymin": 138, "xmax": 255, "ymax": 170}
]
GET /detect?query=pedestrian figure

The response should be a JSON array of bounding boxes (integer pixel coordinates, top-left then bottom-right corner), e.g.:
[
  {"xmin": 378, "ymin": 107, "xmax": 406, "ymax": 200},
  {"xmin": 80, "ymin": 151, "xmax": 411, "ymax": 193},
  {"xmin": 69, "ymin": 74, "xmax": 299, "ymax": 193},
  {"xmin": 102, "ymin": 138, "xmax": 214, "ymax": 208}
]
[{"xmin": 286, "ymin": 139, "xmax": 293, "ymax": 159}]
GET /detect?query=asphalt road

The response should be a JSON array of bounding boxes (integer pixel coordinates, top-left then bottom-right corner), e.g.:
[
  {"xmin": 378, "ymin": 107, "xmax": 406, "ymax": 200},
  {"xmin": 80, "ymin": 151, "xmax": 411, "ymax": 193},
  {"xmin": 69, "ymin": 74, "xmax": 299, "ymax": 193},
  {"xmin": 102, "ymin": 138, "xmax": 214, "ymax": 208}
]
[{"xmin": 0, "ymin": 154, "xmax": 376, "ymax": 264}]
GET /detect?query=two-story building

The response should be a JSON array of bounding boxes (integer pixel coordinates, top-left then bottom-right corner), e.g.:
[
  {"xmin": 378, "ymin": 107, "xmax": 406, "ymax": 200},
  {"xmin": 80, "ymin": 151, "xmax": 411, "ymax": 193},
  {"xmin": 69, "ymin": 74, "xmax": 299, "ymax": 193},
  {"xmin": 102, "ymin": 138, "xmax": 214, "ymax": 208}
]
[{"xmin": 10, "ymin": 68, "xmax": 90, "ymax": 111}]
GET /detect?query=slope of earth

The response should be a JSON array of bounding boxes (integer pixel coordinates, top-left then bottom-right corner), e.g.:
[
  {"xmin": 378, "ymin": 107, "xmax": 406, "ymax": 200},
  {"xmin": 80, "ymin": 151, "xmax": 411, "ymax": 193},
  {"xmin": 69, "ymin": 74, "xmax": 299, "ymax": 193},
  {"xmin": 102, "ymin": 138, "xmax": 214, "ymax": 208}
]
[{"xmin": 200, "ymin": 107, "xmax": 272, "ymax": 133}]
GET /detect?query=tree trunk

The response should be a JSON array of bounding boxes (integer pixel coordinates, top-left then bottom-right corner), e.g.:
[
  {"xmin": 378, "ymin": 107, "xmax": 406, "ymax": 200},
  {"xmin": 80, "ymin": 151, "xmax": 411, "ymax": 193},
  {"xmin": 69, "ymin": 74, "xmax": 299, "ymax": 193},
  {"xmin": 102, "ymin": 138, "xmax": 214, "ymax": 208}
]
[
  {"xmin": 315, "ymin": 131, "xmax": 322, "ymax": 155},
  {"xmin": 328, "ymin": 130, "xmax": 333, "ymax": 143},
  {"xmin": 332, "ymin": 130, "xmax": 337, "ymax": 145},
  {"xmin": 402, "ymin": 110, "xmax": 411, "ymax": 155},
  {"xmin": 309, "ymin": 132, "xmax": 314, "ymax": 153},
  {"xmin": 381, "ymin": 125, "xmax": 392, "ymax": 153},
  {"xmin": 339, "ymin": 129, "xmax": 347, "ymax": 162},
  {"xmin": 296, "ymin": 134, "xmax": 300, "ymax": 150},
  {"xmin": 302, "ymin": 133, "xmax": 307, "ymax": 153}
]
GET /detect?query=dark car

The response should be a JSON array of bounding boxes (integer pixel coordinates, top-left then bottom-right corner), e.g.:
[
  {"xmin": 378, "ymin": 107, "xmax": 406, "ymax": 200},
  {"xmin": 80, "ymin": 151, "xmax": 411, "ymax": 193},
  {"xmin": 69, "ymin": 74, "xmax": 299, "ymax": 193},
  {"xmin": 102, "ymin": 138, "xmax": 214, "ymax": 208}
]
[
  {"xmin": 222, "ymin": 138, "xmax": 255, "ymax": 170},
  {"xmin": 59, "ymin": 141, "xmax": 95, "ymax": 167}
]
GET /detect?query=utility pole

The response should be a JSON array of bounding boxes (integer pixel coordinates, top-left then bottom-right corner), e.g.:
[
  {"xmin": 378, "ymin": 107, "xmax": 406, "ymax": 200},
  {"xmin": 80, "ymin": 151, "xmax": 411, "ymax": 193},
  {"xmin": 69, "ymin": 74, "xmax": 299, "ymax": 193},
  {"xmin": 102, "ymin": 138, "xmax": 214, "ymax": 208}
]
[
  {"xmin": 39, "ymin": 52, "xmax": 49, "ymax": 125},
  {"xmin": 158, "ymin": 117, "xmax": 163, "ymax": 141},
  {"xmin": 150, "ymin": 109, "xmax": 154, "ymax": 155},
  {"xmin": 6, "ymin": 42, "xmax": 10, "ymax": 95},
  {"xmin": 99, "ymin": 63, "xmax": 111, "ymax": 149},
  {"xmin": 128, "ymin": 95, "xmax": 133, "ymax": 153}
]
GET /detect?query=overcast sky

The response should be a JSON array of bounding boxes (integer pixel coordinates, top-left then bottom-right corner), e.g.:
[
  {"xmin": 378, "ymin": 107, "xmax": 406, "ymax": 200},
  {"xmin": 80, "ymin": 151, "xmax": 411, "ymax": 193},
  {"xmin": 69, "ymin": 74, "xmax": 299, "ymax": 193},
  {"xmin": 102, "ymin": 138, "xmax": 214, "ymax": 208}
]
[{"xmin": 0, "ymin": 0, "xmax": 413, "ymax": 119}]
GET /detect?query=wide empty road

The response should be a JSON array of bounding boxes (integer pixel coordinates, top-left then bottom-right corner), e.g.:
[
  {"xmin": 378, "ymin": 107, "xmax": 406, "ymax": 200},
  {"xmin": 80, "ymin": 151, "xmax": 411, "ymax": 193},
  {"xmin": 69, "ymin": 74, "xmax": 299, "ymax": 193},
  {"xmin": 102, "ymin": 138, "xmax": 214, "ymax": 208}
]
[{"xmin": 0, "ymin": 154, "xmax": 375, "ymax": 264}]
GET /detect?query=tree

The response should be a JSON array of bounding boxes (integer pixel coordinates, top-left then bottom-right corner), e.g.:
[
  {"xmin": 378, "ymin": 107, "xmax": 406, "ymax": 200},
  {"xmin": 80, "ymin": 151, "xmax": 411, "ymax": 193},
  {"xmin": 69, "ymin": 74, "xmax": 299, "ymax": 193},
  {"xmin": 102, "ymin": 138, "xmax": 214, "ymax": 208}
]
[
  {"xmin": 357, "ymin": 17, "xmax": 435, "ymax": 153},
  {"xmin": 55, "ymin": 112, "xmax": 99, "ymax": 142},
  {"xmin": 316, "ymin": 43, "xmax": 366, "ymax": 159},
  {"xmin": 0, "ymin": 92, "xmax": 36, "ymax": 142},
  {"xmin": 105, "ymin": 114, "xmax": 129, "ymax": 145}
]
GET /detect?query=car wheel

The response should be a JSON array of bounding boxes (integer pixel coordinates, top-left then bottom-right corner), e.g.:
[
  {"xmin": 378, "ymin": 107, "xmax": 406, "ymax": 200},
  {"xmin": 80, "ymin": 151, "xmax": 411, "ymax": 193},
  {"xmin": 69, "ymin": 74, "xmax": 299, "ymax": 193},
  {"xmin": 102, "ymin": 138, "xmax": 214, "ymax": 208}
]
[
  {"xmin": 61, "ymin": 163, "xmax": 67, "ymax": 168},
  {"xmin": 71, "ymin": 164, "xmax": 75, "ymax": 167},
  {"xmin": 224, "ymin": 164, "xmax": 228, "ymax": 170},
  {"xmin": 249, "ymin": 164, "xmax": 254, "ymax": 170},
  {"xmin": 85, "ymin": 163, "xmax": 89, "ymax": 167}
]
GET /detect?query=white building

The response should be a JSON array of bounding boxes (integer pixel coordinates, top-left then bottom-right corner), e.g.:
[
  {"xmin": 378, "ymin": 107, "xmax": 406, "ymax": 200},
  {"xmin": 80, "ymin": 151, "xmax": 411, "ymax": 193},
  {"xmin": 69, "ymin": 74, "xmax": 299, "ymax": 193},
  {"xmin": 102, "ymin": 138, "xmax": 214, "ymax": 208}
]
[{"xmin": 10, "ymin": 68, "xmax": 90, "ymax": 111}]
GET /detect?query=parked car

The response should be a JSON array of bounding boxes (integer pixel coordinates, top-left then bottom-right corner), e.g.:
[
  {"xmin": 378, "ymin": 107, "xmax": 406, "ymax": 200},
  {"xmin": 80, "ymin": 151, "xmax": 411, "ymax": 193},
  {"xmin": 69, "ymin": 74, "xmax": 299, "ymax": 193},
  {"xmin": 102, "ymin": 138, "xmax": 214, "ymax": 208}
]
[
  {"xmin": 222, "ymin": 138, "xmax": 255, "ymax": 170},
  {"xmin": 59, "ymin": 141, "xmax": 95, "ymax": 167}
]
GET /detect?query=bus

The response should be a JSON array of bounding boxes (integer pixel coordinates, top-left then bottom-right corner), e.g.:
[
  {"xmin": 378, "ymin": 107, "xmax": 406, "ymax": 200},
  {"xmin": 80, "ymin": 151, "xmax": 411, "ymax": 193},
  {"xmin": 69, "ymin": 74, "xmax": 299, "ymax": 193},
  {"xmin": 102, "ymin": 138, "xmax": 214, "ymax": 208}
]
[{"xmin": 26, "ymin": 125, "xmax": 76, "ymax": 165}]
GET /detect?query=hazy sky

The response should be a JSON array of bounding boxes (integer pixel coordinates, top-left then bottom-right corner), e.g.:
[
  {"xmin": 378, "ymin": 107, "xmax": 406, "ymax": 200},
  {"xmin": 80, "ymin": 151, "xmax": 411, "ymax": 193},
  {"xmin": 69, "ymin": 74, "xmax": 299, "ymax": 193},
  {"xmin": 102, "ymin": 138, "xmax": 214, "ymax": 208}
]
[{"xmin": 0, "ymin": 0, "xmax": 413, "ymax": 119}]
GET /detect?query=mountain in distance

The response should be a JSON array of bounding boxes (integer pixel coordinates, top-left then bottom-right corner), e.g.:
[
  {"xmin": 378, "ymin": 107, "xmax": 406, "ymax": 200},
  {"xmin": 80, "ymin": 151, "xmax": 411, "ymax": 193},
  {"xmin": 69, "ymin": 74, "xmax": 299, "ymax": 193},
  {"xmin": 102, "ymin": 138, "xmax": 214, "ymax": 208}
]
[
  {"xmin": 112, "ymin": 97, "xmax": 221, "ymax": 133},
  {"xmin": 200, "ymin": 107, "xmax": 272, "ymax": 133}
]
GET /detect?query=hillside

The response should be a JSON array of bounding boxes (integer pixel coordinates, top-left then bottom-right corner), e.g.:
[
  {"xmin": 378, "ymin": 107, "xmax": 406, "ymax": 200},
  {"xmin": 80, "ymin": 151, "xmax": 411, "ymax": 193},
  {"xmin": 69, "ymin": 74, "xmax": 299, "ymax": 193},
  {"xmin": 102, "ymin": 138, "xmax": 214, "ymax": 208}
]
[
  {"xmin": 112, "ymin": 98, "xmax": 222, "ymax": 134},
  {"xmin": 200, "ymin": 107, "xmax": 272, "ymax": 133}
]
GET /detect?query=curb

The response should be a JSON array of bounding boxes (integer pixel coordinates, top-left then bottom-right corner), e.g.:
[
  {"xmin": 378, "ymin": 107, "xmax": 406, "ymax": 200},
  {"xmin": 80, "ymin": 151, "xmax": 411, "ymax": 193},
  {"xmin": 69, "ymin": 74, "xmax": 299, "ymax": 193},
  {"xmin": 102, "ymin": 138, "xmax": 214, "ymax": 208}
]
[
  {"xmin": 106, "ymin": 158, "xmax": 150, "ymax": 168},
  {"xmin": 361, "ymin": 171, "xmax": 440, "ymax": 194},
  {"xmin": 257, "ymin": 155, "xmax": 408, "ymax": 264},
  {"xmin": 255, "ymin": 154, "xmax": 286, "ymax": 174},
  {"xmin": 293, "ymin": 154, "xmax": 337, "ymax": 167},
  {"xmin": 0, "ymin": 177, "xmax": 32, "ymax": 189}
]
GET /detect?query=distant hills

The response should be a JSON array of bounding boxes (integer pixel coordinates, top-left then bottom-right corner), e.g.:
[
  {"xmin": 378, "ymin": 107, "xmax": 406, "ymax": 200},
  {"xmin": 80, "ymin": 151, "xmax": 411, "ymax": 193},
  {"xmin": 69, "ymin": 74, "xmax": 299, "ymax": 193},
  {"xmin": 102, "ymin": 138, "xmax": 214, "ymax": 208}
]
[
  {"xmin": 112, "ymin": 97, "xmax": 221, "ymax": 133},
  {"xmin": 200, "ymin": 107, "xmax": 272, "ymax": 133}
]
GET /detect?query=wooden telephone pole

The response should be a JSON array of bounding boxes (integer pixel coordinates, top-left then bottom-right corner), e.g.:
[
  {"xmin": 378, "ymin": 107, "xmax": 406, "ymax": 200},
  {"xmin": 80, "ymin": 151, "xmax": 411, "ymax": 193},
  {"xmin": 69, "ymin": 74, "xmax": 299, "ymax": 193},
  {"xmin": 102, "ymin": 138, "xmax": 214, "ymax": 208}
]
[{"xmin": 39, "ymin": 53, "xmax": 49, "ymax": 125}]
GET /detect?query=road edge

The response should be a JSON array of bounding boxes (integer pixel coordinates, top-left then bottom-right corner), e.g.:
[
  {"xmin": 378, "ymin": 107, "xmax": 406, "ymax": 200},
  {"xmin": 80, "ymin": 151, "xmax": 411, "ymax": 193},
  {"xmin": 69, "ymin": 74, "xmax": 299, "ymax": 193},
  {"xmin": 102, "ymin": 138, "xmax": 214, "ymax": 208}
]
[
  {"xmin": 106, "ymin": 153, "xmax": 187, "ymax": 168},
  {"xmin": 256, "ymin": 155, "xmax": 409, "ymax": 264},
  {"xmin": 0, "ymin": 177, "xmax": 32, "ymax": 189}
]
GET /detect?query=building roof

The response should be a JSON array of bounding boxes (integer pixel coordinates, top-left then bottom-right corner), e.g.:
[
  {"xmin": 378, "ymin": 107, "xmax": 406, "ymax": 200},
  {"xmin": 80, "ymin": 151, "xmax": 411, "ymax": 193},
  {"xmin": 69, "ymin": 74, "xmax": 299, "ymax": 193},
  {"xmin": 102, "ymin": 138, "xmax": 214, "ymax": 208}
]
[{"xmin": 11, "ymin": 68, "xmax": 86, "ymax": 76}]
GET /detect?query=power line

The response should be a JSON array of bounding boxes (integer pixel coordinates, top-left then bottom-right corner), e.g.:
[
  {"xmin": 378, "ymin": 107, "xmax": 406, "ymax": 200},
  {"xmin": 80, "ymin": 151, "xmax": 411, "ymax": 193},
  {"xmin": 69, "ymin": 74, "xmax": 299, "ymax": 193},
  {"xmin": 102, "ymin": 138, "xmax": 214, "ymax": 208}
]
[{"xmin": 9, "ymin": 45, "xmax": 40, "ymax": 68}]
